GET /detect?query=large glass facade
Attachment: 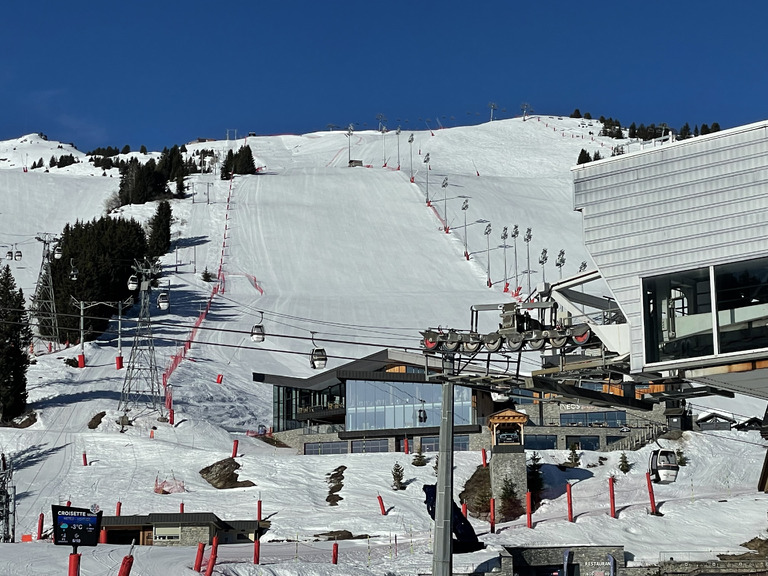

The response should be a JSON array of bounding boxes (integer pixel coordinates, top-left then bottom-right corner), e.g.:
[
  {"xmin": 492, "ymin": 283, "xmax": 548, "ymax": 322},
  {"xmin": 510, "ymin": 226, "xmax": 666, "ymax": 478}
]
[
  {"xmin": 345, "ymin": 379, "xmax": 473, "ymax": 432},
  {"xmin": 644, "ymin": 256, "xmax": 768, "ymax": 363}
]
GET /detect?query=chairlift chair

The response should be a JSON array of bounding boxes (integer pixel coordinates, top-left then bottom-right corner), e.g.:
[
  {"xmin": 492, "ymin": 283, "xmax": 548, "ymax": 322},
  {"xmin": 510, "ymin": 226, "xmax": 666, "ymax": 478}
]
[
  {"xmin": 649, "ymin": 448, "xmax": 679, "ymax": 484},
  {"xmin": 157, "ymin": 292, "xmax": 170, "ymax": 311},
  {"xmin": 127, "ymin": 275, "xmax": 139, "ymax": 291},
  {"xmin": 250, "ymin": 312, "xmax": 265, "ymax": 342}
]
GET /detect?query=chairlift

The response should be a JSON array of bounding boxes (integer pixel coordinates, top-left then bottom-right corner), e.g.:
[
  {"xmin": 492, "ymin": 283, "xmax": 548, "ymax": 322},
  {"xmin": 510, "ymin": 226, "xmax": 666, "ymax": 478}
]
[
  {"xmin": 69, "ymin": 259, "xmax": 78, "ymax": 282},
  {"xmin": 127, "ymin": 275, "xmax": 139, "ymax": 291},
  {"xmin": 418, "ymin": 403, "xmax": 428, "ymax": 424},
  {"xmin": 157, "ymin": 292, "xmax": 170, "ymax": 311},
  {"xmin": 309, "ymin": 332, "xmax": 327, "ymax": 370},
  {"xmin": 250, "ymin": 311, "xmax": 265, "ymax": 343},
  {"xmin": 649, "ymin": 448, "xmax": 679, "ymax": 484}
]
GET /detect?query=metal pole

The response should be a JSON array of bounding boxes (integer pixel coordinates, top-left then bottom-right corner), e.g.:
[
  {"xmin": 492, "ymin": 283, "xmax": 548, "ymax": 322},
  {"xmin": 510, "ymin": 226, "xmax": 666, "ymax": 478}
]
[
  {"xmin": 512, "ymin": 225, "xmax": 519, "ymax": 293},
  {"xmin": 432, "ymin": 362, "xmax": 455, "ymax": 576},
  {"xmin": 502, "ymin": 226, "xmax": 508, "ymax": 291},
  {"xmin": 462, "ymin": 200, "xmax": 469, "ymax": 260},
  {"xmin": 442, "ymin": 177, "xmax": 449, "ymax": 232},
  {"xmin": 80, "ymin": 301, "xmax": 85, "ymax": 354},
  {"xmin": 118, "ymin": 300, "xmax": 123, "ymax": 358},
  {"xmin": 409, "ymin": 134, "xmax": 414, "ymax": 182}
]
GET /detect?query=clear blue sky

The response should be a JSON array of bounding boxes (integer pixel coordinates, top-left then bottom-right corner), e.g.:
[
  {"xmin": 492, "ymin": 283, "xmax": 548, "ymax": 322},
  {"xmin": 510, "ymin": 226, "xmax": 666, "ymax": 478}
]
[{"xmin": 2, "ymin": 1, "xmax": 767, "ymax": 153}]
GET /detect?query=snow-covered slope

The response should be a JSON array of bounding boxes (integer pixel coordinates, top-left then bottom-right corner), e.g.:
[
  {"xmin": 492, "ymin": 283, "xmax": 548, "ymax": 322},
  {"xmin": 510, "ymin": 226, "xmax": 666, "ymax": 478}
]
[{"xmin": 1, "ymin": 119, "xmax": 767, "ymax": 575}]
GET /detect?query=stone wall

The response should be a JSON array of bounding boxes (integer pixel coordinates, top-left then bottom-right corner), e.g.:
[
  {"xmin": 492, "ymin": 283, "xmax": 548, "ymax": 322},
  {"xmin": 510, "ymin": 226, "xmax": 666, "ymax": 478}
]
[{"xmin": 490, "ymin": 451, "xmax": 527, "ymax": 502}]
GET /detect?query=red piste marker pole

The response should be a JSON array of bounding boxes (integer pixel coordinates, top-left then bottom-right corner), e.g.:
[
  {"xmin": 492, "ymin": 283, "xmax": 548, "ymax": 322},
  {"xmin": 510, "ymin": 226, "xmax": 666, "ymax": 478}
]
[
  {"xmin": 646, "ymin": 472, "xmax": 658, "ymax": 515},
  {"xmin": 566, "ymin": 483, "xmax": 573, "ymax": 522},
  {"xmin": 332, "ymin": 542, "xmax": 338, "ymax": 564},
  {"xmin": 489, "ymin": 498, "xmax": 495, "ymax": 534},
  {"xmin": 193, "ymin": 543, "xmax": 205, "ymax": 571},
  {"xmin": 37, "ymin": 513, "xmax": 44, "ymax": 540},
  {"xmin": 253, "ymin": 539, "xmax": 260, "ymax": 564},
  {"xmin": 526, "ymin": 491, "xmax": 532, "ymax": 528},
  {"xmin": 377, "ymin": 494, "xmax": 386, "ymax": 515},
  {"xmin": 231, "ymin": 439, "xmax": 239, "ymax": 458},
  {"xmin": 68, "ymin": 553, "xmax": 81, "ymax": 576},
  {"xmin": 609, "ymin": 476, "xmax": 616, "ymax": 518}
]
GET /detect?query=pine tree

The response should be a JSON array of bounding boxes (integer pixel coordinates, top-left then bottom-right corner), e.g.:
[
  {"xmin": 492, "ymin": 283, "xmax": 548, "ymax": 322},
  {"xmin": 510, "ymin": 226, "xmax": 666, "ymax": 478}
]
[
  {"xmin": 412, "ymin": 444, "xmax": 427, "ymax": 467},
  {"xmin": 577, "ymin": 149, "xmax": 592, "ymax": 165},
  {"xmin": 0, "ymin": 265, "xmax": 31, "ymax": 421},
  {"xmin": 568, "ymin": 444, "xmax": 581, "ymax": 467},
  {"xmin": 619, "ymin": 452, "xmax": 630, "ymax": 474},
  {"xmin": 392, "ymin": 462, "xmax": 405, "ymax": 490},
  {"xmin": 121, "ymin": 145, "xmax": 131, "ymax": 155},
  {"xmin": 527, "ymin": 451, "xmax": 544, "ymax": 509},
  {"xmin": 570, "ymin": 108, "xmax": 582, "ymax": 119},
  {"xmin": 499, "ymin": 476, "xmax": 525, "ymax": 521},
  {"xmin": 140, "ymin": 145, "xmax": 147, "ymax": 155},
  {"xmin": 147, "ymin": 201, "xmax": 173, "ymax": 258}
]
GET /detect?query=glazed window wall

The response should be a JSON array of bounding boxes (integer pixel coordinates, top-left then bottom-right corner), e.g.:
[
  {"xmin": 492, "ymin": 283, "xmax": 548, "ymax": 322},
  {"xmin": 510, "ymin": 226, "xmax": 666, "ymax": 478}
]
[
  {"xmin": 643, "ymin": 256, "xmax": 768, "ymax": 363},
  {"xmin": 351, "ymin": 439, "xmax": 389, "ymax": 453},
  {"xmin": 419, "ymin": 435, "xmax": 470, "ymax": 452},
  {"xmin": 345, "ymin": 380, "xmax": 473, "ymax": 432},
  {"xmin": 560, "ymin": 411, "xmax": 626, "ymax": 427},
  {"xmin": 524, "ymin": 434, "xmax": 557, "ymax": 450},
  {"xmin": 304, "ymin": 441, "xmax": 348, "ymax": 455}
]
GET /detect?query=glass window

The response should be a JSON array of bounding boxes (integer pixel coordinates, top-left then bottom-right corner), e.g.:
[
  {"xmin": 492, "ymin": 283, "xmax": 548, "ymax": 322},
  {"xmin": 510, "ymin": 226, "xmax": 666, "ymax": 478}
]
[
  {"xmin": 715, "ymin": 258, "xmax": 768, "ymax": 354},
  {"xmin": 419, "ymin": 435, "xmax": 470, "ymax": 452},
  {"xmin": 304, "ymin": 441, "xmax": 348, "ymax": 455},
  {"xmin": 346, "ymin": 380, "xmax": 473, "ymax": 432},
  {"xmin": 524, "ymin": 435, "xmax": 557, "ymax": 450},
  {"xmin": 579, "ymin": 436, "xmax": 600, "ymax": 451},
  {"xmin": 351, "ymin": 439, "xmax": 389, "ymax": 453},
  {"xmin": 643, "ymin": 267, "xmax": 713, "ymax": 363}
]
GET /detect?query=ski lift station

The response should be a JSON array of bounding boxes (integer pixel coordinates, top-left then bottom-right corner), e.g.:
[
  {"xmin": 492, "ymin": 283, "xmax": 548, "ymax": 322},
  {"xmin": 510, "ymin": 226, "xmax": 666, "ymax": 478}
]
[{"xmin": 256, "ymin": 120, "xmax": 768, "ymax": 486}]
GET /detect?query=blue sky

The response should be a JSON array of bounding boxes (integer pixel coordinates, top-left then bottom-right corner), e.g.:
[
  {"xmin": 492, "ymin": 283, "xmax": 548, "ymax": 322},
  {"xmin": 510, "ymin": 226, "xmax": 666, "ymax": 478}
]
[{"xmin": 2, "ymin": 1, "xmax": 767, "ymax": 153}]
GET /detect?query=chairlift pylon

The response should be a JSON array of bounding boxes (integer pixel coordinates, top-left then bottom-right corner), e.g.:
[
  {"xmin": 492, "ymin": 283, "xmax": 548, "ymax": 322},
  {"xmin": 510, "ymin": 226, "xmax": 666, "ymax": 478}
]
[{"xmin": 250, "ymin": 311, "xmax": 265, "ymax": 343}]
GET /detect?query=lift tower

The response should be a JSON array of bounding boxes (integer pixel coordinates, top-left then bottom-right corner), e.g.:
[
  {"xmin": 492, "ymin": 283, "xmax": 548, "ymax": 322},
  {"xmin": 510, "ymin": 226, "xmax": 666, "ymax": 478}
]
[
  {"xmin": 30, "ymin": 233, "xmax": 61, "ymax": 348},
  {"xmin": 118, "ymin": 259, "xmax": 166, "ymax": 421}
]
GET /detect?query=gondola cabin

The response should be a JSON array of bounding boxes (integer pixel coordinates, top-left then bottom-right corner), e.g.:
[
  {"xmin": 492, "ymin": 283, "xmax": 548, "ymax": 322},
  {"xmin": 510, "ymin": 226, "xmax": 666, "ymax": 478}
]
[
  {"xmin": 649, "ymin": 449, "xmax": 679, "ymax": 484},
  {"xmin": 310, "ymin": 348, "xmax": 327, "ymax": 370},
  {"xmin": 250, "ymin": 324, "xmax": 265, "ymax": 343},
  {"xmin": 53, "ymin": 245, "xmax": 62, "ymax": 259},
  {"xmin": 127, "ymin": 275, "xmax": 139, "ymax": 291},
  {"xmin": 5, "ymin": 251, "xmax": 12, "ymax": 260},
  {"xmin": 13, "ymin": 250, "xmax": 21, "ymax": 261},
  {"xmin": 157, "ymin": 292, "xmax": 170, "ymax": 311}
]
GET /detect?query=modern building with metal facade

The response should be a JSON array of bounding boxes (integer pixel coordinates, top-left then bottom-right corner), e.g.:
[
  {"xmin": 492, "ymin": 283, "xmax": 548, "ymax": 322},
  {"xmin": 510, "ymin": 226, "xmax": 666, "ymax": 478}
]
[{"xmin": 572, "ymin": 120, "xmax": 768, "ymax": 399}]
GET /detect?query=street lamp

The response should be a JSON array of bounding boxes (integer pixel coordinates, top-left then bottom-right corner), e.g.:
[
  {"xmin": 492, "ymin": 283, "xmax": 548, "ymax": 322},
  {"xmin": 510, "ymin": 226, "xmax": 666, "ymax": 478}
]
[
  {"xmin": 441, "ymin": 177, "xmax": 449, "ymax": 232},
  {"xmin": 461, "ymin": 200, "xmax": 469, "ymax": 260},
  {"xmin": 556, "ymin": 249, "xmax": 566, "ymax": 279},
  {"xmin": 511, "ymin": 225, "xmax": 519, "ymax": 295},
  {"xmin": 346, "ymin": 124, "xmax": 354, "ymax": 166},
  {"xmin": 408, "ymin": 133, "xmax": 414, "ymax": 182},
  {"xmin": 484, "ymin": 223, "xmax": 492, "ymax": 288},
  {"xmin": 396, "ymin": 127, "xmax": 401, "ymax": 171},
  {"xmin": 381, "ymin": 124, "xmax": 387, "ymax": 167},
  {"xmin": 424, "ymin": 153, "xmax": 431, "ymax": 205},
  {"xmin": 501, "ymin": 226, "xmax": 509, "ymax": 292},
  {"xmin": 524, "ymin": 227, "xmax": 532, "ymax": 295},
  {"xmin": 539, "ymin": 248, "xmax": 548, "ymax": 283}
]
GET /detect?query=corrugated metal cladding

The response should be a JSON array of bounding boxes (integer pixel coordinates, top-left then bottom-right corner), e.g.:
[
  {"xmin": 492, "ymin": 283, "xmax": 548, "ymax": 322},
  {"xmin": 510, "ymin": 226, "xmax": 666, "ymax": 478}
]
[{"xmin": 571, "ymin": 121, "xmax": 768, "ymax": 372}]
